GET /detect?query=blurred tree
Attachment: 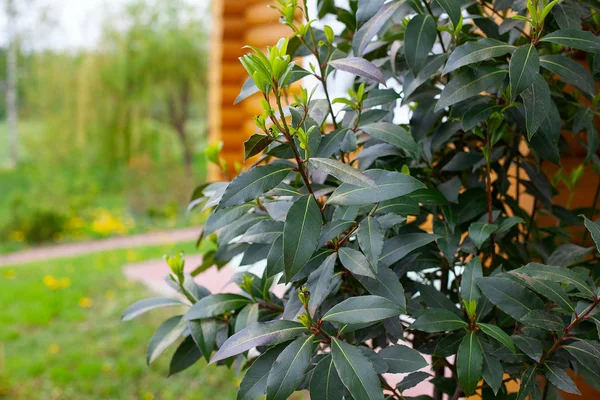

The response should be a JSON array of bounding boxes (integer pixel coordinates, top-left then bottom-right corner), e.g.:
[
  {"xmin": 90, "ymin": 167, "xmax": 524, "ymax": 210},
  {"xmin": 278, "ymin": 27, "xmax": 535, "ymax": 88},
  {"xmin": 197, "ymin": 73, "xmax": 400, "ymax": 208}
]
[{"xmin": 5, "ymin": 0, "xmax": 18, "ymax": 169}]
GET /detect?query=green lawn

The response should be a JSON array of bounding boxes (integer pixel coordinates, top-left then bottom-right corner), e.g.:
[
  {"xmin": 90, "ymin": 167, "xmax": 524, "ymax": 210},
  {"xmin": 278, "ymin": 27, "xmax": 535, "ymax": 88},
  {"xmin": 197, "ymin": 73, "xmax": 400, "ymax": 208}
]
[{"xmin": 0, "ymin": 243, "xmax": 237, "ymax": 399}]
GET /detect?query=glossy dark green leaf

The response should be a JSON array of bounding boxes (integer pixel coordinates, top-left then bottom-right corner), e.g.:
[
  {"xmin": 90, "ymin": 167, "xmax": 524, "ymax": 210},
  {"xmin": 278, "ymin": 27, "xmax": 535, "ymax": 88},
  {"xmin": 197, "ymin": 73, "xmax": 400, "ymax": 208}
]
[
  {"xmin": 323, "ymin": 295, "xmax": 403, "ymax": 324},
  {"xmin": 356, "ymin": 0, "xmax": 384, "ymax": 25},
  {"xmin": 331, "ymin": 337, "xmax": 384, "ymax": 400},
  {"xmin": 235, "ymin": 303, "xmax": 260, "ymax": 333},
  {"xmin": 244, "ymin": 134, "xmax": 271, "ymax": 161},
  {"xmin": 339, "ymin": 247, "xmax": 376, "ymax": 278},
  {"xmin": 461, "ymin": 258, "xmax": 483, "ymax": 304},
  {"xmin": 355, "ymin": 266, "xmax": 407, "ymax": 310},
  {"xmin": 402, "ymin": 55, "xmax": 446, "ymax": 102},
  {"xmin": 358, "ymin": 217, "xmax": 384, "ymax": 270},
  {"xmin": 397, "ymin": 371, "xmax": 432, "ymax": 391},
  {"xmin": 122, "ymin": 297, "xmax": 185, "ymax": 321},
  {"xmin": 186, "ymin": 294, "xmax": 251, "ymax": 320},
  {"xmin": 361, "ymin": 122, "xmax": 418, "ymax": 157},
  {"xmin": 548, "ymin": 244, "xmax": 593, "ymax": 267},
  {"xmin": 476, "ymin": 276, "xmax": 544, "ymax": 320},
  {"xmin": 283, "ymin": 195, "xmax": 322, "ymax": 282},
  {"xmin": 553, "ymin": 2, "xmax": 581, "ymax": 30},
  {"xmin": 468, "ymin": 222, "xmax": 498, "ymax": 249},
  {"xmin": 309, "ymin": 158, "xmax": 377, "ymax": 188},
  {"xmin": 462, "ymin": 103, "xmax": 503, "ymax": 131},
  {"xmin": 266, "ymin": 236, "xmax": 284, "ymax": 277},
  {"xmin": 405, "ymin": 15, "xmax": 437, "ymax": 75},
  {"xmin": 443, "ymin": 38, "xmax": 515, "ymax": 74},
  {"xmin": 189, "ymin": 319, "xmax": 217, "ymax": 362},
  {"xmin": 307, "ymin": 253, "xmax": 339, "ymax": 316},
  {"xmin": 522, "ymin": 310, "xmax": 564, "ymax": 332},
  {"xmin": 563, "ymin": 339, "xmax": 600, "ymax": 372},
  {"xmin": 509, "ymin": 44, "xmax": 539, "ymax": 101},
  {"xmin": 379, "ymin": 233, "xmax": 439, "ymax": 268},
  {"xmin": 318, "ymin": 220, "xmax": 355, "ymax": 247},
  {"xmin": 240, "ymin": 220, "xmax": 283, "ymax": 244},
  {"xmin": 310, "ymin": 355, "xmax": 345, "ymax": 400},
  {"xmin": 329, "ymin": 57, "xmax": 385, "ymax": 84},
  {"xmin": 540, "ymin": 28, "xmax": 600, "ymax": 52},
  {"xmin": 434, "ymin": 332, "xmax": 465, "ymax": 357},
  {"xmin": 516, "ymin": 365, "xmax": 539, "ymax": 400},
  {"xmin": 583, "ymin": 216, "xmax": 600, "ymax": 253},
  {"xmin": 540, "ymin": 55, "xmax": 595, "ymax": 97},
  {"xmin": 417, "ymin": 283, "xmax": 461, "ymax": 315},
  {"xmin": 328, "ymin": 169, "xmax": 426, "ymax": 205},
  {"xmin": 544, "ymin": 362, "xmax": 581, "ymax": 394},
  {"xmin": 353, "ymin": 0, "xmax": 406, "ymax": 56},
  {"xmin": 512, "ymin": 272, "xmax": 576, "ymax": 313},
  {"xmin": 168, "ymin": 336, "xmax": 202, "ymax": 376},
  {"xmin": 266, "ymin": 335, "xmax": 315, "ymax": 400},
  {"xmin": 434, "ymin": 0, "xmax": 462, "ymax": 26},
  {"xmin": 410, "ymin": 308, "xmax": 467, "ymax": 332},
  {"xmin": 204, "ymin": 204, "xmax": 254, "ymax": 235},
  {"xmin": 514, "ymin": 262, "xmax": 595, "ymax": 299},
  {"xmin": 513, "ymin": 334, "xmax": 542, "ymax": 362},
  {"xmin": 521, "ymin": 75, "xmax": 552, "ymax": 139},
  {"xmin": 482, "ymin": 351, "xmax": 503, "ymax": 395},
  {"xmin": 376, "ymin": 196, "xmax": 420, "ymax": 216},
  {"xmin": 436, "ymin": 67, "xmax": 507, "ymax": 111},
  {"xmin": 457, "ymin": 332, "xmax": 483, "ymax": 396},
  {"xmin": 147, "ymin": 315, "xmax": 187, "ymax": 364},
  {"xmin": 218, "ymin": 164, "xmax": 293, "ymax": 208},
  {"xmin": 238, "ymin": 344, "xmax": 286, "ymax": 400},
  {"xmin": 379, "ymin": 345, "xmax": 427, "ymax": 373},
  {"xmin": 478, "ymin": 323, "xmax": 515, "ymax": 353},
  {"xmin": 210, "ymin": 321, "xmax": 306, "ymax": 363}
]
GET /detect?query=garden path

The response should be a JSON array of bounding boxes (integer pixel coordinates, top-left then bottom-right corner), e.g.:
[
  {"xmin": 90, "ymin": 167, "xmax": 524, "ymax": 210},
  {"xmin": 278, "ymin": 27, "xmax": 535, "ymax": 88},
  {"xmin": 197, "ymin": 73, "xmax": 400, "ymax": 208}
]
[{"xmin": 0, "ymin": 227, "xmax": 200, "ymax": 267}]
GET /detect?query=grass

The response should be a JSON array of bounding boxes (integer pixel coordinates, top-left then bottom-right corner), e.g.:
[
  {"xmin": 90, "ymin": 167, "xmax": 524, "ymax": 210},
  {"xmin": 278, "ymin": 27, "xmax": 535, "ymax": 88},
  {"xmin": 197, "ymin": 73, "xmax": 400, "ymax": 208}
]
[{"xmin": 0, "ymin": 242, "xmax": 238, "ymax": 399}]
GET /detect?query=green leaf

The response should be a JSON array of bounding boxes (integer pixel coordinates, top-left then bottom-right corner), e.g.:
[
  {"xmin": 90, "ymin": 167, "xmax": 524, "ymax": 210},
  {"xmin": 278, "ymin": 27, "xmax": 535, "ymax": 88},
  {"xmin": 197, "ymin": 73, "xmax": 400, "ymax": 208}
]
[
  {"xmin": 516, "ymin": 365, "xmax": 539, "ymax": 400},
  {"xmin": 417, "ymin": 283, "xmax": 461, "ymax": 316},
  {"xmin": 318, "ymin": 220, "xmax": 355, "ymax": 247},
  {"xmin": 353, "ymin": 0, "xmax": 406, "ymax": 56},
  {"xmin": 476, "ymin": 276, "xmax": 544, "ymax": 320},
  {"xmin": 540, "ymin": 28, "xmax": 600, "ymax": 53},
  {"xmin": 238, "ymin": 344, "xmax": 286, "ymax": 400},
  {"xmin": 462, "ymin": 103, "xmax": 503, "ymax": 131},
  {"xmin": 403, "ymin": 55, "xmax": 447, "ymax": 102},
  {"xmin": 240, "ymin": 220, "xmax": 283, "ymax": 244},
  {"xmin": 397, "ymin": 371, "xmax": 432, "ymax": 391},
  {"xmin": 521, "ymin": 310, "xmax": 564, "ymax": 332},
  {"xmin": 360, "ymin": 122, "xmax": 418, "ymax": 157},
  {"xmin": 235, "ymin": 65, "xmax": 310, "ymax": 104},
  {"xmin": 540, "ymin": 55, "xmax": 595, "ymax": 97},
  {"xmin": 443, "ymin": 38, "xmax": 515, "ymax": 74},
  {"xmin": 358, "ymin": 216, "xmax": 384, "ymax": 270},
  {"xmin": 544, "ymin": 363, "xmax": 581, "ymax": 395},
  {"xmin": 310, "ymin": 355, "xmax": 345, "ymax": 400},
  {"xmin": 379, "ymin": 233, "xmax": 439, "ymax": 268},
  {"xmin": 405, "ymin": 15, "xmax": 437, "ymax": 75},
  {"xmin": 478, "ymin": 323, "xmax": 516, "ymax": 353},
  {"xmin": 362, "ymin": 88, "xmax": 400, "ymax": 108},
  {"xmin": 379, "ymin": 345, "xmax": 428, "ymax": 373},
  {"xmin": 482, "ymin": 352, "xmax": 503, "ymax": 395},
  {"xmin": 322, "ymin": 295, "xmax": 403, "ymax": 324},
  {"xmin": 461, "ymin": 258, "xmax": 483, "ymax": 304},
  {"xmin": 434, "ymin": 332, "xmax": 465, "ymax": 357},
  {"xmin": 122, "ymin": 297, "xmax": 185, "ymax": 321},
  {"xmin": 186, "ymin": 294, "xmax": 251, "ymax": 320},
  {"xmin": 210, "ymin": 321, "xmax": 306, "ymax": 363},
  {"xmin": 457, "ymin": 332, "xmax": 484, "ymax": 396},
  {"xmin": 205, "ymin": 204, "xmax": 254, "ymax": 235},
  {"xmin": 168, "ymin": 336, "xmax": 202, "ymax": 376},
  {"xmin": 434, "ymin": 0, "xmax": 462, "ymax": 27},
  {"xmin": 513, "ymin": 262, "xmax": 595, "ymax": 299},
  {"xmin": 354, "ymin": 266, "xmax": 407, "ymax": 310},
  {"xmin": 189, "ymin": 319, "xmax": 217, "ymax": 362},
  {"xmin": 410, "ymin": 308, "xmax": 467, "ymax": 332},
  {"xmin": 356, "ymin": 0, "xmax": 384, "ymax": 25},
  {"xmin": 509, "ymin": 44, "xmax": 540, "ymax": 102},
  {"xmin": 218, "ymin": 164, "xmax": 293, "ymax": 208},
  {"xmin": 521, "ymin": 75, "xmax": 552, "ymax": 139},
  {"xmin": 283, "ymin": 195, "xmax": 323, "ymax": 282},
  {"xmin": 307, "ymin": 253, "xmax": 339, "ymax": 316},
  {"xmin": 244, "ymin": 134, "xmax": 271, "ymax": 161},
  {"xmin": 513, "ymin": 334, "xmax": 542, "ymax": 362},
  {"xmin": 583, "ymin": 216, "xmax": 600, "ymax": 254},
  {"xmin": 309, "ymin": 157, "xmax": 377, "ymax": 188},
  {"xmin": 548, "ymin": 244, "xmax": 593, "ymax": 267},
  {"xmin": 235, "ymin": 303, "xmax": 260, "ymax": 333},
  {"xmin": 266, "ymin": 335, "xmax": 315, "ymax": 400},
  {"xmin": 563, "ymin": 339, "xmax": 600, "ymax": 372},
  {"xmin": 376, "ymin": 196, "xmax": 420, "ymax": 216},
  {"xmin": 436, "ymin": 67, "xmax": 507, "ymax": 112},
  {"xmin": 331, "ymin": 337, "xmax": 384, "ymax": 400},
  {"xmin": 328, "ymin": 57, "xmax": 385, "ymax": 84},
  {"xmin": 468, "ymin": 222, "xmax": 498, "ymax": 249},
  {"xmin": 328, "ymin": 169, "xmax": 426, "ymax": 205},
  {"xmin": 147, "ymin": 315, "xmax": 187, "ymax": 364},
  {"xmin": 512, "ymin": 273, "xmax": 576, "ymax": 313},
  {"xmin": 338, "ymin": 246, "xmax": 376, "ymax": 278}
]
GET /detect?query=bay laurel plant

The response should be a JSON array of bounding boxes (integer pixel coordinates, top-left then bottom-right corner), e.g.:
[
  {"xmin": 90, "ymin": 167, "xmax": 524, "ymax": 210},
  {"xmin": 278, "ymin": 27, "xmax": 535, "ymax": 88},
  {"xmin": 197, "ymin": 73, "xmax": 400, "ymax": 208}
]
[{"xmin": 123, "ymin": 0, "xmax": 600, "ymax": 399}]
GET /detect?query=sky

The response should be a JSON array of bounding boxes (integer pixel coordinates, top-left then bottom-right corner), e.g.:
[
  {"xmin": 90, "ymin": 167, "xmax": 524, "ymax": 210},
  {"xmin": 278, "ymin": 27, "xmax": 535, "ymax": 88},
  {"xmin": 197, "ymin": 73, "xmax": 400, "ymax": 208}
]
[{"xmin": 1, "ymin": 0, "xmax": 210, "ymax": 50}]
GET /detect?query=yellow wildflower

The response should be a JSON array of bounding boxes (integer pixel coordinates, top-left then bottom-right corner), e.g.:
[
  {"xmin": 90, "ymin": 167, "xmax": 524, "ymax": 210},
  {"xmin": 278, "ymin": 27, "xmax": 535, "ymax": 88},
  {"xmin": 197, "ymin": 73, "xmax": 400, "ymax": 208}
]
[
  {"xmin": 59, "ymin": 277, "xmax": 71, "ymax": 288},
  {"xmin": 126, "ymin": 251, "xmax": 137, "ymax": 261},
  {"xmin": 78, "ymin": 297, "xmax": 93, "ymax": 308},
  {"xmin": 43, "ymin": 275, "xmax": 60, "ymax": 290},
  {"xmin": 48, "ymin": 344, "xmax": 61, "ymax": 354}
]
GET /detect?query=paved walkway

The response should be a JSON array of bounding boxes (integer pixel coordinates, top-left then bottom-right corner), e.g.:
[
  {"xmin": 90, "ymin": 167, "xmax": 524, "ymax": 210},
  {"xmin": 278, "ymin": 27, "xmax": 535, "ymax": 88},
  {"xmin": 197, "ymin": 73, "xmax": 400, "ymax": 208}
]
[{"xmin": 0, "ymin": 227, "xmax": 201, "ymax": 267}]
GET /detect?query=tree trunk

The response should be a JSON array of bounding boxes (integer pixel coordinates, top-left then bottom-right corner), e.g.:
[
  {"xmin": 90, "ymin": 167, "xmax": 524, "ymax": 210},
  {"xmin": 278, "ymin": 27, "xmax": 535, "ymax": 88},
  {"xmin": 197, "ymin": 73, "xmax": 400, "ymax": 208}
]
[{"xmin": 6, "ymin": 0, "xmax": 18, "ymax": 169}]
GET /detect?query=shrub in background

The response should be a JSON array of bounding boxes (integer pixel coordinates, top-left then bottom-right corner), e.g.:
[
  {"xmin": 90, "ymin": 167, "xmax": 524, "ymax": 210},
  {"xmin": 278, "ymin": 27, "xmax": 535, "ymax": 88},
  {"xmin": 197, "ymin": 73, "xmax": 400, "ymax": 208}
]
[{"xmin": 125, "ymin": 0, "xmax": 600, "ymax": 399}]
